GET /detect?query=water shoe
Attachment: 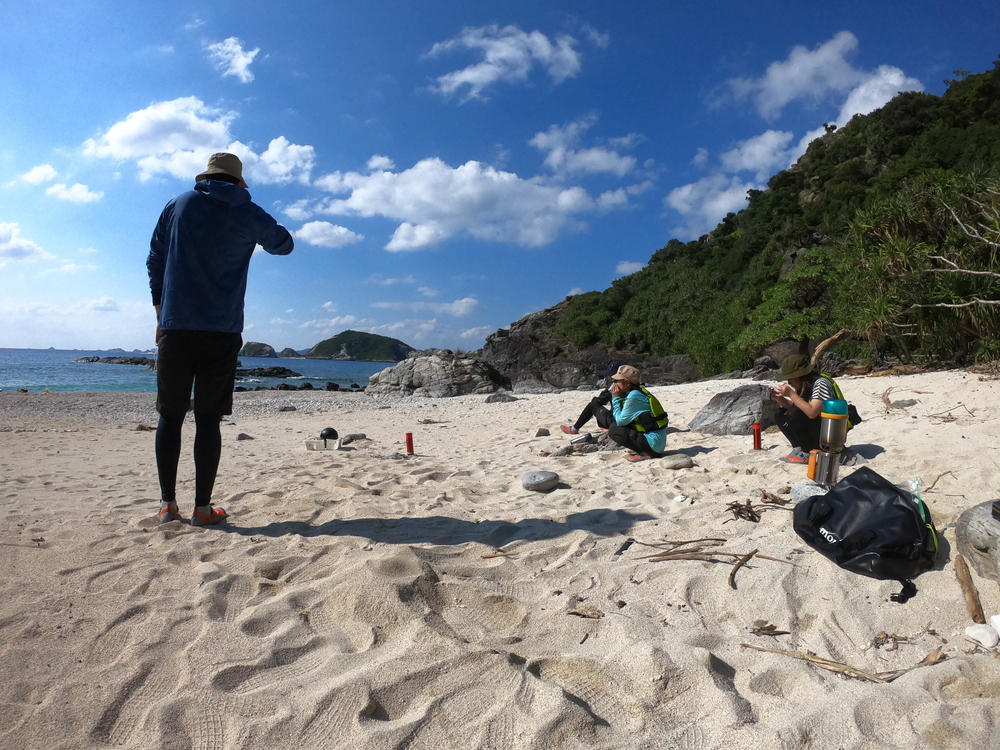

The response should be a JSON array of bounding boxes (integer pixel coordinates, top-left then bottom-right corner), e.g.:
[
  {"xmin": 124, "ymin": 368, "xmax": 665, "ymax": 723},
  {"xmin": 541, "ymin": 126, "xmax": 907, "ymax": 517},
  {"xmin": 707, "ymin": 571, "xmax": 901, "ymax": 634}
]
[
  {"xmin": 779, "ymin": 448, "xmax": 810, "ymax": 464},
  {"xmin": 561, "ymin": 425, "xmax": 580, "ymax": 435},
  {"xmin": 191, "ymin": 505, "xmax": 228, "ymax": 527}
]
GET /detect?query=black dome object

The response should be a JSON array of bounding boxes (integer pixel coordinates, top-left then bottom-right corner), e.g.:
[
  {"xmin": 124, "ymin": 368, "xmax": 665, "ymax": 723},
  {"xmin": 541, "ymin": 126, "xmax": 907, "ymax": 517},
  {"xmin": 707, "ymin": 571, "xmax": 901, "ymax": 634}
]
[{"xmin": 320, "ymin": 427, "xmax": 338, "ymax": 440}]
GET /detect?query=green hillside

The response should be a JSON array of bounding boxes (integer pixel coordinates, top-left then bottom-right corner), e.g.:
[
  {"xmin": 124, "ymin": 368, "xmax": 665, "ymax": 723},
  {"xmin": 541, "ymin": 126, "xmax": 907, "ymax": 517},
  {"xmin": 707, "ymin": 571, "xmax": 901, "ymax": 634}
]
[
  {"xmin": 306, "ymin": 330, "xmax": 415, "ymax": 361},
  {"xmin": 555, "ymin": 61, "xmax": 1000, "ymax": 374}
]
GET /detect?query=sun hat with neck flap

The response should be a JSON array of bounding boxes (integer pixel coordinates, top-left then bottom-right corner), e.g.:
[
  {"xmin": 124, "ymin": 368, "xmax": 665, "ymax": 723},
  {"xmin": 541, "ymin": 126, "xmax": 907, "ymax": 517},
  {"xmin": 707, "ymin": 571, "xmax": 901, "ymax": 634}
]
[
  {"xmin": 777, "ymin": 354, "xmax": 815, "ymax": 381},
  {"xmin": 610, "ymin": 364, "xmax": 641, "ymax": 385},
  {"xmin": 196, "ymin": 152, "xmax": 248, "ymax": 189}
]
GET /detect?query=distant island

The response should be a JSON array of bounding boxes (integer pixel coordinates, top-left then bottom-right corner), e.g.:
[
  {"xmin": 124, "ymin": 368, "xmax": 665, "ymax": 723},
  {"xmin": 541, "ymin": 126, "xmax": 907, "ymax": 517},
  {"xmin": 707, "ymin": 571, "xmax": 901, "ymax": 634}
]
[{"xmin": 240, "ymin": 330, "xmax": 415, "ymax": 362}]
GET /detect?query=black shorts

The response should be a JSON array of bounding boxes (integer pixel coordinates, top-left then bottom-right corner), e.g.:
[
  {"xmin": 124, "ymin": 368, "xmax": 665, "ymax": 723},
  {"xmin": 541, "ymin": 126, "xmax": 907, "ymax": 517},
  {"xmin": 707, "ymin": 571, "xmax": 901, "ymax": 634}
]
[{"xmin": 156, "ymin": 330, "xmax": 242, "ymax": 417}]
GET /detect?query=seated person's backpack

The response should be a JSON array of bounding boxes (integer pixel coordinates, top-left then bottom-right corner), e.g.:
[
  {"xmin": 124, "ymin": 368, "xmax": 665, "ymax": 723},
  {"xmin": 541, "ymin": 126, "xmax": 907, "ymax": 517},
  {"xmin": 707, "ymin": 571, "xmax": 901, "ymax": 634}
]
[{"xmin": 792, "ymin": 467, "xmax": 938, "ymax": 602}]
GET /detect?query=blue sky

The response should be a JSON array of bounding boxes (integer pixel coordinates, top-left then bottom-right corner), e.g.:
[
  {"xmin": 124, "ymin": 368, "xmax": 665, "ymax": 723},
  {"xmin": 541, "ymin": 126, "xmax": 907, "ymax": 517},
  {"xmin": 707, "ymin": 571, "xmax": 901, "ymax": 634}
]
[{"xmin": 1, "ymin": 1, "xmax": 997, "ymax": 352}]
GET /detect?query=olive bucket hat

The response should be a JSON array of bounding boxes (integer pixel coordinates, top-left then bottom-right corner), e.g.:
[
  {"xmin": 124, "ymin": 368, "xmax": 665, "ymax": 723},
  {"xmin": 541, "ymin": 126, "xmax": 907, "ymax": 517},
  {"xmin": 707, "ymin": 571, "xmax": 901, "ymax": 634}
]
[
  {"xmin": 196, "ymin": 152, "xmax": 248, "ymax": 188},
  {"xmin": 777, "ymin": 354, "xmax": 815, "ymax": 381}
]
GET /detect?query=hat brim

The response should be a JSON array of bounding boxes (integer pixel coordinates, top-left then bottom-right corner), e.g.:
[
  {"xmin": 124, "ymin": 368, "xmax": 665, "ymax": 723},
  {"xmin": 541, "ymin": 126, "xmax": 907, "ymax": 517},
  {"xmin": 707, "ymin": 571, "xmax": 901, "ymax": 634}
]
[
  {"xmin": 196, "ymin": 170, "xmax": 248, "ymax": 189},
  {"xmin": 611, "ymin": 374, "xmax": 639, "ymax": 384},
  {"xmin": 777, "ymin": 366, "xmax": 813, "ymax": 381}
]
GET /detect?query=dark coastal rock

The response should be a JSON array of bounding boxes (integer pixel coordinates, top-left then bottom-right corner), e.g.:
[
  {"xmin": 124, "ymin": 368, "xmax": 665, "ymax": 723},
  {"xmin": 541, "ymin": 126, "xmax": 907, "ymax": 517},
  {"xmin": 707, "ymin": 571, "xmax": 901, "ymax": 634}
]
[
  {"xmin": 367, "ymin": 352, "xmax": 505, "ymax": 398},
  {"xmin": 478, "ymin": 299, "xmax": 700, "ymax": 393},
  {"xmin": 485, "ymin": 390, "xmax": 518, "ymax": 403},
  {"xmin": 76, "ymin": 356, "xmax": 156, "ymax": 367},
  {"xmin": 298, "ymin": 382, "xmax": 314, "ymax": 390},
  {"xmin": 688, "ymin": 383, "xmax": 780, "ymax": 435},
  {"xmin": 325, "ymin": 382, "xmax": 340, "ymax": 391},
  {"xmin": 236, "ymin": 366, "xmax": 301, "ymax": 378},
  {"xmin": 955, "ymin": 501, "xmax": 1000, "ymax": 582},
  {"xmin": 274, "ymin": 383, "xmax": 297, "ymax": 391}
]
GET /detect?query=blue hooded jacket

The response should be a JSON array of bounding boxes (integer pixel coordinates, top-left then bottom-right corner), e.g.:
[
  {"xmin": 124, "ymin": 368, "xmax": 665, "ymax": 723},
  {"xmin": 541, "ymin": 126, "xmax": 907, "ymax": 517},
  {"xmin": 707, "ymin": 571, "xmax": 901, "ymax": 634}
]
[{"xmin": 147, "ymin": 180, "xmax": 293, "ymax": 332}]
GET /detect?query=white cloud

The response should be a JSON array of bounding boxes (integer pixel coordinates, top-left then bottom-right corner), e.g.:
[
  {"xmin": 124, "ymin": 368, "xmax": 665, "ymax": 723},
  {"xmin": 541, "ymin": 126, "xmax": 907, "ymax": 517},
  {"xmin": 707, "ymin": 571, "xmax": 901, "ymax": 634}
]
[
  {"xmin": 460, "ymin": 325, "xmax": 493, "ymax": 340},
  {"xmin": 40, "ymin": 262, "xmax": 98, "ymax": 275},
  {"xmin": 729, "ymin": 31, "xmax": 865, "ymax": 119},
  {"xmin": 0, "ymin": 223, "xmax": 49, "ymax": 263},
  {"xmin": 720, "ymin": 130, "xmax": 795, "ymax": 181},
  {"xmin": 665, "ymin": 174, "xmax": 762, "ymax": 240},
  {"xmin": 367, "ymin": 275, "xmax": 416, "ymax": 286},
  {"xmin": 86, "ymin": 296, "xmax": 120, "ymax": 312},
  {"xmin": 598, "ymin": 189, "xmax": 628, "ymax": 209},
  {"xmin": 427, "ymin": 25, "xmax": 582, "ymax": 101},
  {"xmin": 314, "ymin": 157, "xmax": 591, "ymax": 250},
  {"xmin": 322, "ymin": 301, "xmax": 337, "ymax": 311},
  {"xmin": 418, "ymin": 286, "xmax": 438, "ymax": 298},
  {"xmin": 691, "ymin": 148, "xmax": 709, "ymax": 167},
  {"xmin": 367, "ymin": 155, "xmax": 395, "ymax": 171},
  {"xmin": 270, "ymin": 317, "xmax": 295, "ymax": 325},
  {"xmin": 45, "ymin": 183, "xmax": 104, "ymax": 203},
  {"xmin": 84, "ymin": 97, "xmax": 314, "ymax": 185},
  {"xmin": 207, "ymin": 37, "xmax": 260, "ymax": 83},
  {"xmin": 299, "ymin": 315, "xmax": 373, "ymax": 334},
  {"xmin": 530, "ymin": 117, "xmax": 636, "ymax": 177},
  {"xmin": 0, "ymin": 297, "xmax": 151, "ymax": 349},
  {"xmin": 19, "ymin": 165, "xmax": 58, "ymax": 184},
  {"xmin": 294, "ymin": 220, "xmax": 364, "ymax": 248},
  {"xmin": 836, "ymin": 65, "xmax": 923, "ymax": 122},
  {"xmin": 283, "ymin": 199, "xmax": 314, "ymax": 221},
  {"xmin": 372, "ymin": 297, "xmax": 480, "ymax": 317},
  {"xmin": 616, "ymin": 261, "xmax": 645, "ymax": 276},
  {"xmin": 568, "ymin": 287, "xmax": 584, "ymax": 296}
]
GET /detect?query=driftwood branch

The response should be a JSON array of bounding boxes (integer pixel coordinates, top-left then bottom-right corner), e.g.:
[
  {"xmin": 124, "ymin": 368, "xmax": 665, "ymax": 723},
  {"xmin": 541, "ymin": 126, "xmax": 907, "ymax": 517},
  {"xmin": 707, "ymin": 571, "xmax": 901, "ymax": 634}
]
[
  {"xmin": 810, "ymin": 328, "xmax": 851, "ymax": 369},
  {"xmin": 954, "ymin": 554, "xmax": 986, "ymax": 624},
  {"xmin": 741, "ymin": 643, "xmax": 946, "ymax": 683},
  {"xmin": 728, "ymin": 549, "xmax": 758, "ymax": 589}
]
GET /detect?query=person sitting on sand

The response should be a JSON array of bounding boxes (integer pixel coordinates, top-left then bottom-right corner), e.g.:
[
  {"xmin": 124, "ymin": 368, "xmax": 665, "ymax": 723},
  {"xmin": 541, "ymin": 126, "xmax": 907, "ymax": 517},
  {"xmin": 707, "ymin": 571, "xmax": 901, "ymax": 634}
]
[
  {"xmin": 561, "ymin": 364, "xmax": 669, "ymax": 462},
  {"xmin": 770, "ymin": 354, "xmax": 853, "ymax": 464}
]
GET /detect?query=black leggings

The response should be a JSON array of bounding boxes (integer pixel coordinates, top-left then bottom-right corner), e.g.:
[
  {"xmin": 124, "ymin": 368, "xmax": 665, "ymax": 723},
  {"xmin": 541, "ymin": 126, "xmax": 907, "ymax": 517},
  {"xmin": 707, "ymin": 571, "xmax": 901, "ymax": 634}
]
[
  {"xmin": 155, "ymin": 413, "xmax": 222, "ymax": 506},
  {"xmin": 777, "ymin": 406, "xmax": 821, "ymax": 452},
  {"xmin": 574, "ymin": 396, "xmax": 659, "ymax": 456}
]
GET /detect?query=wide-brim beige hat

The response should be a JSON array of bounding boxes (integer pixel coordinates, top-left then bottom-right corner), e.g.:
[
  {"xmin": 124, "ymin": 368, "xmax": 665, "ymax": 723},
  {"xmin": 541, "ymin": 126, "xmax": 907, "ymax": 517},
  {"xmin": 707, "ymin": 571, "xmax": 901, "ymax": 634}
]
[
  {"xmin": 196, "ymin": 152, "xmax": 248, "ymax": 188},
  {"xmin": 610, "ymin": 364, "xmax": 641, "ymax": 385}
]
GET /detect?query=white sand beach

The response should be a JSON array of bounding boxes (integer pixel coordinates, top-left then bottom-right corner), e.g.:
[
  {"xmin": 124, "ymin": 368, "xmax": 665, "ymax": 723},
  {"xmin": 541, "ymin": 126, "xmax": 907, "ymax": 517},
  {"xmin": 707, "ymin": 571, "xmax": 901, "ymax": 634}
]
[{"xmin": 2, "ymin": 370, "xmax": 999, "ymax": 749}]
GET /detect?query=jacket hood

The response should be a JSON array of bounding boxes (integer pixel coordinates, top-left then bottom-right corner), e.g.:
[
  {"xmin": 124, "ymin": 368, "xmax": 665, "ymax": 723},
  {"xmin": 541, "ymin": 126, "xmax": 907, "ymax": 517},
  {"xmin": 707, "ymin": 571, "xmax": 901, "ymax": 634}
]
[{"xmin": 194, "ymin": 180, "xmax": 251, "ymax": 207}]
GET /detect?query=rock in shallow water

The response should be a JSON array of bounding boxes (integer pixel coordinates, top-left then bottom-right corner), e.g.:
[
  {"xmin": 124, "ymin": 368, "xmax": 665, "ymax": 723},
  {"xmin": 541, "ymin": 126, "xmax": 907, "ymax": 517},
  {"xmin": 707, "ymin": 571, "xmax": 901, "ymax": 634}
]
[{"xmin": 522, "ymin": 471, "xmax": 559, "ymax": 492}]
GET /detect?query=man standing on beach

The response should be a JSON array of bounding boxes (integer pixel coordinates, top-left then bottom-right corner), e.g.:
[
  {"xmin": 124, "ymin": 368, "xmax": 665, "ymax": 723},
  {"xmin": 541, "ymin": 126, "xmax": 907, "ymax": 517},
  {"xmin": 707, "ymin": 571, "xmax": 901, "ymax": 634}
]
[{"xmin": 146, "ymin": 153, "xmax": 294, "ymax": 525}]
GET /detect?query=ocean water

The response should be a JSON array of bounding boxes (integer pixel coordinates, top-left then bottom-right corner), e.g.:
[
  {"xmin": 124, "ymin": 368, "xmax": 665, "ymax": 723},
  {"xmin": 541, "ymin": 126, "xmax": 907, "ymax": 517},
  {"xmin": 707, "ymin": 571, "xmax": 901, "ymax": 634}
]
[{"xmin": 0, "ymin": 348, "xmax": 390, "ymax": 393}]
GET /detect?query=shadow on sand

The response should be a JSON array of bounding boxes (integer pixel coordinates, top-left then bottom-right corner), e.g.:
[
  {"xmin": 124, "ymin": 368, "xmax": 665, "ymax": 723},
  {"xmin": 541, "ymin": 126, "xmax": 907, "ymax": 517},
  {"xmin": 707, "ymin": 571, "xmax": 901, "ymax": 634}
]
[{"xmin": 222, "ymin": 508, "xmax": 655, "ymax": 547}]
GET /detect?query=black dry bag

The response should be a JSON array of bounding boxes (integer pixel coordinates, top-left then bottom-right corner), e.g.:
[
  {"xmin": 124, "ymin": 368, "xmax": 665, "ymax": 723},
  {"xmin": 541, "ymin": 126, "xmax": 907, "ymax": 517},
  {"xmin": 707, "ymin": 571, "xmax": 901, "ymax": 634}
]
[{"xmin": 792, "ymin": 467, "xmax": 938, "ymax": 603}]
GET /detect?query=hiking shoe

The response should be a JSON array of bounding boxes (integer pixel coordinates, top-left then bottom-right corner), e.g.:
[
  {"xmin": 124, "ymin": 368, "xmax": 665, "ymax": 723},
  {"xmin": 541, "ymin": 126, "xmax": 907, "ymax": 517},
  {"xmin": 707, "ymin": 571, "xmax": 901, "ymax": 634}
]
[
  {"xmin": 190, "ymin": 505, "xmax": 228, "ymax": 527},
  {"xmin": 628, "ymin": 453, "xmax": 654, "ymax": 463},
  {"xmin": 157, "ymin": 503, "xmax": 182, "ymax": 524},
  {"xmin": 779, "ymin": 448, "xmax": 810, "ymax": 464},
  {"xmin": 561, "ymin": 425, "xmax": 580, "ymax": 435}
]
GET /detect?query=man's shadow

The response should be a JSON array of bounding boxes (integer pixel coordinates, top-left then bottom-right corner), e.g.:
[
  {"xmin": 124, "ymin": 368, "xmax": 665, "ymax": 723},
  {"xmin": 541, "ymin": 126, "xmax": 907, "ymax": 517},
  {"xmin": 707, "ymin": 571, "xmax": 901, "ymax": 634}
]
[{"xmin": 224, "ymin": 508, "xmax": 655, "ymax": 548}]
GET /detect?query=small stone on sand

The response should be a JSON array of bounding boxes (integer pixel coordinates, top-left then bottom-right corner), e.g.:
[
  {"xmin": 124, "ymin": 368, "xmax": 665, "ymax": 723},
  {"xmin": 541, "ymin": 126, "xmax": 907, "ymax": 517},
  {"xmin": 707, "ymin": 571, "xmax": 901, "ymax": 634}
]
[{"xmin": 522, "ymin": 470, "xmax": 559, "ymax": 492}]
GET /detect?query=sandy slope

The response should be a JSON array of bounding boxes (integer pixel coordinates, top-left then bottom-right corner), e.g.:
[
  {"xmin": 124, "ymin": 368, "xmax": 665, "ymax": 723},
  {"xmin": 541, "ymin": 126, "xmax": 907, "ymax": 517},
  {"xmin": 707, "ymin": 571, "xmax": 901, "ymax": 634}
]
[{"xmin": 1, "ymin": 370, "xmax": 999, "ymax": 749}]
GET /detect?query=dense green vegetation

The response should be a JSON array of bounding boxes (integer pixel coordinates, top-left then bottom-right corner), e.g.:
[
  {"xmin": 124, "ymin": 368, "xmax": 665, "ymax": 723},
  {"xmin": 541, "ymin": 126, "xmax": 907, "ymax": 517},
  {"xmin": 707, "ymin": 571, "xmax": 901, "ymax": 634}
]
[
  {"xmin": 306, "ymin": 330, "xmax": 414, "ymax": 361},
  {"xmin": 555, "ymin": 61, "xmax": 1000, "ymax": 374}
]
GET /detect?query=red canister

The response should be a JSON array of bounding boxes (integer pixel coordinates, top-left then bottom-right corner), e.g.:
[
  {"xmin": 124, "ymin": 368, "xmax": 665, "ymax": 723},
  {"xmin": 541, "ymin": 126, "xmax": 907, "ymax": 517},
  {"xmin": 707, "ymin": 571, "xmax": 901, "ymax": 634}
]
[
  {"xmin": 752, "ymin": 422, "xmax": 762, "ymax": 450},
  {"xmin": 405, "ymin": 432, "xmax": 414, "ymax": 455}
]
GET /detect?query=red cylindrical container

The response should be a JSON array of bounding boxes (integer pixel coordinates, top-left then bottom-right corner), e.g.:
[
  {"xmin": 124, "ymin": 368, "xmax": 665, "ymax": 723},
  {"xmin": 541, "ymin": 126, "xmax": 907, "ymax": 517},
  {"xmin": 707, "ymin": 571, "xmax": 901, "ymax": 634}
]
[
  {"xmin": 405, "ymin": 432, "xmax": 414, "ymax": 455},
  {"xmin": 752, "ymin": 422, "xmax": 762, "ymax": 450}
]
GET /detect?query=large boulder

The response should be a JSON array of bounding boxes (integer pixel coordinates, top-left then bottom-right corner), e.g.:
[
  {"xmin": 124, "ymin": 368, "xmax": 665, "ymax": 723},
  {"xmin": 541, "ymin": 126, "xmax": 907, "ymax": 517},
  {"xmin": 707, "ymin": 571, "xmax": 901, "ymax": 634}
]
[
  {"xmin": 478, "ymin": 300, "xmax": 700, "ymax": 392},
  {"xmin": 688, "ymin": 383, "xmax": 780, "ymax": 435},
  {"xmin": 367, "ymin": 352, "xmax": 505, "ymax": 398}
]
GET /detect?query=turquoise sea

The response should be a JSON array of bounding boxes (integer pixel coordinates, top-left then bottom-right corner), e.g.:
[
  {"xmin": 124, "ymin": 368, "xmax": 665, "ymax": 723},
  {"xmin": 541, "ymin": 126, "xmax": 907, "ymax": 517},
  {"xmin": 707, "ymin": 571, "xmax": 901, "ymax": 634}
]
[{"xmin": 0, "ymin": 348, "xmax": 389, "ymax": 393}]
